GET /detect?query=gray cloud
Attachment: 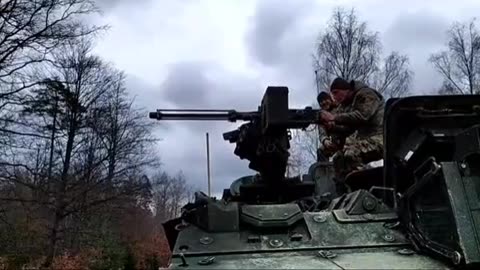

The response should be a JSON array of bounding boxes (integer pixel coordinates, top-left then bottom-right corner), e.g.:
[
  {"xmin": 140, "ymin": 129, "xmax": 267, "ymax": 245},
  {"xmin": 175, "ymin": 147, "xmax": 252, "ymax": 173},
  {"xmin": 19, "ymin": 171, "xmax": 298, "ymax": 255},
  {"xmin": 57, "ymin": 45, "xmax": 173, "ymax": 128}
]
[
  {"xmin": 245, "ymin": 0, "xmax": 314, "ymax": 67},
  {"xmin": 383, "ymin": 10, "xmax": 451, "ymax": 93},
  {"xmin": 125, "ymin": 73, "xmax": 161, "ymax": 107},
  {"xmin": 384, "ymin": 10, "xmax": 449, "ymax": 51},
  {"xmin": 160, "ymin": 61, "xmax": 265, "ymax": 110},
  {"xmin": 161, "ymin": 62, "xmax": 211, "ymax": 107},
  {"xmin": 155, "ymin": 60, "xmax": 269, "ymax": 135},
  {"xmin": 95, "ymin": 0, "xmax": 151, "ymax": 12},
  {"xmin": 245, "ymin": 0, "xmax": 327, "ymax": 107},
  {"xmin": 245, "ymin": 1, "xmax": 466, "ymax": 96}
]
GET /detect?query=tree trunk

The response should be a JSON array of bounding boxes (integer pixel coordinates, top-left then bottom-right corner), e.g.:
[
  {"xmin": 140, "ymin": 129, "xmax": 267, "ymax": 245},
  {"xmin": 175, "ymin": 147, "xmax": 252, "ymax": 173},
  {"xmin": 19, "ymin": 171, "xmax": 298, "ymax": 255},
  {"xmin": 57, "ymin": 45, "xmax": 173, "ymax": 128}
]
[{"xmin": 44, "ymin": 115, "xmax": 77, "ymax": 267}]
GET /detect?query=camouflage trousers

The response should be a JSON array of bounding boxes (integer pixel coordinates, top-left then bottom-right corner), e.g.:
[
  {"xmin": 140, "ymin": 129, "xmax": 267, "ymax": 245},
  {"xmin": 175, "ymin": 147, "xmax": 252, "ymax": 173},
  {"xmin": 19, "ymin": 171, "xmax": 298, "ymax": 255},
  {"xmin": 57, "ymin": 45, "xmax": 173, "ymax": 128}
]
[
  {"xmin": 332, "ymin": 134, "xmax": 384, "ymax": 181},
  {"xmin": 317, "ymin": 136, "xmax": 344, "ymax": 162},
  {"xmin": 318, "ymin": 142, "xmax": 337, "ymax": 159}
]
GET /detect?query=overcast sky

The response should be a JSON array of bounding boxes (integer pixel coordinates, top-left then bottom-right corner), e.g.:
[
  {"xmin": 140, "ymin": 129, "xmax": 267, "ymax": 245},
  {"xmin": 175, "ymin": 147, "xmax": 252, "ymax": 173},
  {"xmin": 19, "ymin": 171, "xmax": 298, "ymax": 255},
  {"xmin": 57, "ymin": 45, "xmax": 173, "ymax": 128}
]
[{"xmin": 91, "ymin": 0, "xmax": 480, "ymax": 197}]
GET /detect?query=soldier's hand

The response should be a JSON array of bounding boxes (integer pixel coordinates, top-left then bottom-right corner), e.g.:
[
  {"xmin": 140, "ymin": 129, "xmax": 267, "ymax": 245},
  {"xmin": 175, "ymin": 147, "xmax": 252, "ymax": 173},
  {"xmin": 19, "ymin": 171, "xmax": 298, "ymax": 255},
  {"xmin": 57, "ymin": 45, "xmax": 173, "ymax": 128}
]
[
  {"xmin": 320, "ymin": 111, "xmax": 335, "ymax": 122},
  {"xmin": 323, "ymin": 139, "xmax": 336, "ymax": 151},
  {"xmin": 323, "ymin": 139, "xmax": 333, "ymax": 148}
]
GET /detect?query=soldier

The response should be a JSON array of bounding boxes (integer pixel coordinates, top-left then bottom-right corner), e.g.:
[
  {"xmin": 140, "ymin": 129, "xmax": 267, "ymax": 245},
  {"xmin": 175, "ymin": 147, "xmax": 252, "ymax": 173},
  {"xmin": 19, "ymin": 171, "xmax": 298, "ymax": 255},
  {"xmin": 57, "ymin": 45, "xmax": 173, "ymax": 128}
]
[
  {"xmin": 316, "ymin": 92, "xmax": 339, "ymax": 161},
  {"xmin": 317, "ymin": 91, "xmax": 336, "ymax": 111},
  {"xmin": 318, "ymin": 77, "xmax": 385, "ymax": 194}
]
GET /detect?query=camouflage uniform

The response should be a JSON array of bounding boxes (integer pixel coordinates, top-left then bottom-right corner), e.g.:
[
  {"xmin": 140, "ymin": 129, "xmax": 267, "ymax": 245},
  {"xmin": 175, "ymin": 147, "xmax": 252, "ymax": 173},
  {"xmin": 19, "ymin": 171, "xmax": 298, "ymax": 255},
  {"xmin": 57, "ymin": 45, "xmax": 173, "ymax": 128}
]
[
  {"xmin": 331, "ymin": 81, "xmax": 385, "ymax": 182},
  {"xmin": 317, "ymin": 105, "xmax": 340, "ymax": 160}
]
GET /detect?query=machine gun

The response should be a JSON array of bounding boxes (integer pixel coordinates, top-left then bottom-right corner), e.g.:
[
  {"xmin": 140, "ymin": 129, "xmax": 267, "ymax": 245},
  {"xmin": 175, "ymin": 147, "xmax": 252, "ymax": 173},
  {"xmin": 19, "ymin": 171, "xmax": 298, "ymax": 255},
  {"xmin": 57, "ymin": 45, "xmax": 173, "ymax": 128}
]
[{"xmin": 150, "ymin": 86, "xmax": 321, "ymax": 203}]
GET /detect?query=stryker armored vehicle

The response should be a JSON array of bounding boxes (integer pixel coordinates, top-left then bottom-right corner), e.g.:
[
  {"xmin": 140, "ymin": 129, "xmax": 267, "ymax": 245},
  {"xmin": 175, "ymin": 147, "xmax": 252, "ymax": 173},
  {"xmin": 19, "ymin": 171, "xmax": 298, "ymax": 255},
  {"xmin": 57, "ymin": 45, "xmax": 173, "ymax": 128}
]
[{"xmin": 150, "ymin": 86, "xmax": 480, "ymax": 269}]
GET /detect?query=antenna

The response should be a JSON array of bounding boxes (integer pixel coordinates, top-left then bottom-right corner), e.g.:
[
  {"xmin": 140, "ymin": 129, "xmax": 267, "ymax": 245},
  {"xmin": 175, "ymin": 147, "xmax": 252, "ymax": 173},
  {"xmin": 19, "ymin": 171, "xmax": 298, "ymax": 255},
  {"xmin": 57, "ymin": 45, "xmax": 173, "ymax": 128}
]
[
  {"xmin": 314, "ymin": 69, "xmax": 323, "ymax": 162},
  {"xmin": 314, "ymin": 70, "xmax": 321, "ymax": 94},
  {"xmin": 206, "ymin": 132, "xmax": 212, "ymax": 196}
]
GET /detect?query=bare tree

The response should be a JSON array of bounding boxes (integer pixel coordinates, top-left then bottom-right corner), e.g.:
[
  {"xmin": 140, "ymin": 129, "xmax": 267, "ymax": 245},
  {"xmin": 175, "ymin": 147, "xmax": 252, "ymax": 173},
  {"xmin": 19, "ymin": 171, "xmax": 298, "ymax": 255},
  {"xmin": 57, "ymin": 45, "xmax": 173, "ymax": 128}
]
[
  {"xmin": 287, "ymin": 128, "xmax": 319, "ymax": 177},
  {"xmin": 429, "ymin": 19, "xmax": 480, "ymax": 95},
  {"xmin": 41, "ymin": 38, "xmax": 115, "ymax": 266},
  {"xmin": 313, "ymin": 7, "xmax": 413, "ymax": 98},
  {"xmin": 313, "ymin": 8, "xmax": 379, "ymax": 89},
  {"xmin": 0, "ymin": 0, "xmax": 104, "ymax": 140},
  {"xmin": 152, "ymin": 172, "xmax": 172, "ymax": 222},
  {"xmin": 0, "ymin": 34, "xmax": 162, "ymax": 266},
  {"xmin": 372, "ymin": 52, "xmax": 413, "ymax": 98},
  {"xmin": 437, "ymin": 81, "xmax": 458, "ymax": 95},
  {"xmin": 92, "ymin": 71, "xmax": 160, "ymax": 184},
  {"xmin": 152, "ymin": 171, "xmax": 193, "ymax": 223},
  {"xmin": 0, "ymin": 0, "xmax": 103, "ymax": 98}
]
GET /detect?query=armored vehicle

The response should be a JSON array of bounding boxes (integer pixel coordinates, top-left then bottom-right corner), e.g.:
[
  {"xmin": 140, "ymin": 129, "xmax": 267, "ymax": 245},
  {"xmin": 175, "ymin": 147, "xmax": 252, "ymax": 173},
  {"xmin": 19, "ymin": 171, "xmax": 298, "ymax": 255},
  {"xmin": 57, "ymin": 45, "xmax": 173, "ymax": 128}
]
[{"xmin": 150, "ymin": 86, "xmax": 480, "ymax": 269}]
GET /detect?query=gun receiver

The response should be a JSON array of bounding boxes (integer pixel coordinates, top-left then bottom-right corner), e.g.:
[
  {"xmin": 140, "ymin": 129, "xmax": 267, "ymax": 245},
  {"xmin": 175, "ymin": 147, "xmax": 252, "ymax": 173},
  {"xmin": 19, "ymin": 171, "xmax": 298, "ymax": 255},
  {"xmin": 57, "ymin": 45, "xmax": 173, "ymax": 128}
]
[{"xmin": 149, "ymin": 86, "xmax": 320, "ymax": 197}]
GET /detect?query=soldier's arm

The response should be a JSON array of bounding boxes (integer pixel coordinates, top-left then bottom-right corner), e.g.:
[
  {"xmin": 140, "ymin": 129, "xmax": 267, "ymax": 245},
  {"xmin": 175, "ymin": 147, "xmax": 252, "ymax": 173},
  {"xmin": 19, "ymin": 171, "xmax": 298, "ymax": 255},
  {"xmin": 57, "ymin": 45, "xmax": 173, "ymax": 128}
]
[
  {"xmin": 328, "ymin": 124, "xmax": 355, "ymax": 137},
  {"xmin": 334, "ymin": 89, "xmax": 382, "ymax": 125},
  {"xmin": 319, "ymin": 134, "xmax": 329, "ymax": 144},
  {"xmin": 318, "ymin": 128, "xmax": 330, "ymax": 144}
]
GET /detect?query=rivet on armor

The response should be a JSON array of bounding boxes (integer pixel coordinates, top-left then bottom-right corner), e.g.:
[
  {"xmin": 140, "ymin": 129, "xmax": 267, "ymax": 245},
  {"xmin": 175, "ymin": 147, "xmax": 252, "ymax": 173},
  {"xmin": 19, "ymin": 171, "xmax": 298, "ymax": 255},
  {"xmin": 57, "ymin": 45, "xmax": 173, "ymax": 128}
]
[
  {"xmin": 269, "ymin": 239, "xmax": 284, "ymax": 248},
  {"xmin": 313, "ymin": 215, "xmax": 327, "ymax": 223},
  {"xmin": 318, "ymin": 250, "xmax": 337, "ymax": 259},
  {"xmin": 397, "ymin": 248, "xmax": 415, "ymax": 256},
  {"xmin": 362, "ymin": 196, "xmax": 377, "ymax": 211},
  {"xmin": 383, "ymin": 234, "xmax": 395, "ymax": 242},
  {"xmin": 199, "ymin": 236, "xmax": 214, "ymax": 245},
  {"xmin": 175, "ymin": 222, "xmax": 189, "ymax": 231},
  {"xmin": 198, "ymin": 256, "xmax": 215, "ymax": 266}
]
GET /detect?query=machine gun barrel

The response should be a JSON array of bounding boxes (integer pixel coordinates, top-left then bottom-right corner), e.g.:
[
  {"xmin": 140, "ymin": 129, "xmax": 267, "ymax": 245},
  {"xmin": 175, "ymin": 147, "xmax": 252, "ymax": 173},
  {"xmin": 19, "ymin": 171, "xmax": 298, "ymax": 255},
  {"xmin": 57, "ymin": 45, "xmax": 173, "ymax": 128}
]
[
  {"xmin": 149, "ymin": 109, "xmax": 258, "ymax": 122},
  {"xmin": 149, "ymin": 108, "xmax": 321, "ymax": 127}
]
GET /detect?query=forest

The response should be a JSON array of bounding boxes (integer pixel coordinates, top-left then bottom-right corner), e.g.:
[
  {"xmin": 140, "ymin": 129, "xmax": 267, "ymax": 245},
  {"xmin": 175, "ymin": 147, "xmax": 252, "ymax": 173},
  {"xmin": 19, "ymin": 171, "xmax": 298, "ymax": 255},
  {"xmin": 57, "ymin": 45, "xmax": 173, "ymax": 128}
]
[
  {"xmin": 0, "ymin": 1, "xmax": 191, "ymax": 269},
  {"xmin": 0, "ymin": 1, "xmax": 479, "ymax": 269}
]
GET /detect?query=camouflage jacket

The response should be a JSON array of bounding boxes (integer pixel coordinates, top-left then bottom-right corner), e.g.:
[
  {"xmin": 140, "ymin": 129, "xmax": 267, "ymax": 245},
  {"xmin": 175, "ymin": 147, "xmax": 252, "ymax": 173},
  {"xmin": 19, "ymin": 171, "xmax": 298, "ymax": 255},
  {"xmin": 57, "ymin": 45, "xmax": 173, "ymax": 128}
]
[{"xmin": 333, "ymin": 81, "xmax": 384, "ymax": 140}]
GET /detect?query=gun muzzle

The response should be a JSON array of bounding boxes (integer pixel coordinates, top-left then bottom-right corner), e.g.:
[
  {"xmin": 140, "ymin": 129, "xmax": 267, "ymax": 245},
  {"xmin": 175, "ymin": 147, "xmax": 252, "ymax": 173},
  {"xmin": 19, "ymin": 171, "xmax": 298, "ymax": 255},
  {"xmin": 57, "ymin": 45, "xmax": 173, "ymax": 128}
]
[{"xmin": 149, "ymin": 112, "xmax": 159, "ymax": 119}]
